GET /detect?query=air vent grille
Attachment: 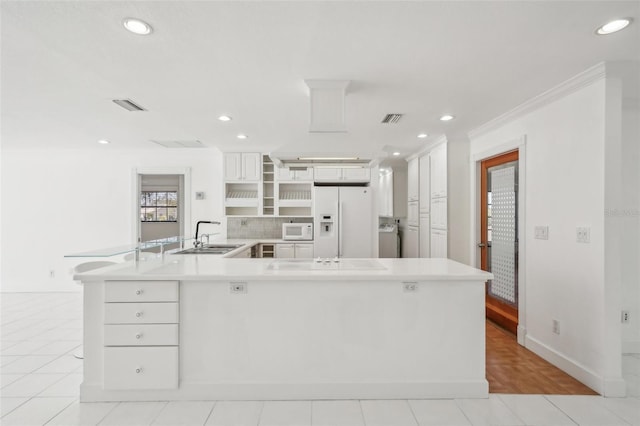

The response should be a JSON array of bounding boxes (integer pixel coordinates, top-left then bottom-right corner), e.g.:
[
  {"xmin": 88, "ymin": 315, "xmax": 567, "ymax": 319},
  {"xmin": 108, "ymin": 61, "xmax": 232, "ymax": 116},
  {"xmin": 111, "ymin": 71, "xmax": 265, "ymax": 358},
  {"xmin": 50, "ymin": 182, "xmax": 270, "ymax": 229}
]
[
  {"xmin": 381, "ymin": 113, "xmax": 403, "ymax": 124},
  {"xmin": 151, "ymin": 140, "xmax": 204, "ymax": 148},
  {"xmin": 112, "ymin": 99, "xmax": 147, "ymax": 112}
]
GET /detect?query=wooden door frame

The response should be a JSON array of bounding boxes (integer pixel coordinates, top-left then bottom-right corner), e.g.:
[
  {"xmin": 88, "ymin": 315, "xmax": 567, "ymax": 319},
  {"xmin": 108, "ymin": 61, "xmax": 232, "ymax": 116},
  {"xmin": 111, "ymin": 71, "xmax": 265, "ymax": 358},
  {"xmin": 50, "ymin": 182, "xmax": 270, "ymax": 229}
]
[
  {"xmin": 480, "ymin": 150, "xmax": 519, "ymax": 334},
  {"xmin": 470, "ymin": 136, "xmax": 527, "ymax": 345}
]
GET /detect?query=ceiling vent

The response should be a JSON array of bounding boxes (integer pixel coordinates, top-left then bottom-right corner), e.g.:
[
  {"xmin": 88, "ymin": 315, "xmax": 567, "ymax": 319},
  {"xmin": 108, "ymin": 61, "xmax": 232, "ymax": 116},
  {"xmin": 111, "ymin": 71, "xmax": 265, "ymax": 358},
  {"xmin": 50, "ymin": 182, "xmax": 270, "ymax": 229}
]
[
  {"xmin": 112, "ymin": 99, "xmax": 147, "ymax": 112},
  {"xmin": 151, "ymin": 140, "xmax": 205, "ymax": 148},
  {"xmin": 305, "ymin": 80, "xmax": 350, "ymax": 132},
  {"xmin": 381, "ymin": 113, "xmax": 403, "ymax": 124}
]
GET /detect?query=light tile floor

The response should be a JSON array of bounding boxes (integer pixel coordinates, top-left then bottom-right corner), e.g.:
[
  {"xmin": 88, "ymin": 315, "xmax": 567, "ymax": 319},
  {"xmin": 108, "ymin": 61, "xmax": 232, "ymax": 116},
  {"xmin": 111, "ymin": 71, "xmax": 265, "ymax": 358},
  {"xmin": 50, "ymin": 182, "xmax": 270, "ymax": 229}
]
[{"xmin": 1, "ymin": 292, "xmax": 638, "ymax": 426}]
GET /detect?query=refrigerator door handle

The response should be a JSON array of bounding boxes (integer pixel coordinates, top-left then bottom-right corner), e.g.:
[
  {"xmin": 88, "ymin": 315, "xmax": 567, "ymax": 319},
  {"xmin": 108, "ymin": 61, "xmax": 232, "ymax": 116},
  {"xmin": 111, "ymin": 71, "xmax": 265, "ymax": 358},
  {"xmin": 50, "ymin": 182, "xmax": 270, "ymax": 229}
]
[{"xmin": 338, "ymin": 201, "xmax": 343, "ymax": 257}]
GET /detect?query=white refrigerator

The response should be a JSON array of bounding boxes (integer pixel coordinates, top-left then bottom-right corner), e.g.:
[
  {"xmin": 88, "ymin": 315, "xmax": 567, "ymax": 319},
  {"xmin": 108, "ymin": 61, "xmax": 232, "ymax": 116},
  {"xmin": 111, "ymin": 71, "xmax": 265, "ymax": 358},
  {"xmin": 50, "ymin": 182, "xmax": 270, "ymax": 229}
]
[{"xmin": 314, "ymin": 186, "xmax": 373, "ymax": 258}]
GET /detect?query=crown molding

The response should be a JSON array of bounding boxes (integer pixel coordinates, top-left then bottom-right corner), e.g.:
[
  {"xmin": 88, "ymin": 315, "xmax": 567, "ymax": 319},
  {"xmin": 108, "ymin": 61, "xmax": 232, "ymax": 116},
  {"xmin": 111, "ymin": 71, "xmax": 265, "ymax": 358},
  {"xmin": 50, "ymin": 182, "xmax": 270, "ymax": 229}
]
[
  {"xmin": 406, "ymin": 134, "xmax": 448, "ymax": 162},
  {"xmin": 468, "ymin": 62, "xmax": 607, "ymax": 140}
]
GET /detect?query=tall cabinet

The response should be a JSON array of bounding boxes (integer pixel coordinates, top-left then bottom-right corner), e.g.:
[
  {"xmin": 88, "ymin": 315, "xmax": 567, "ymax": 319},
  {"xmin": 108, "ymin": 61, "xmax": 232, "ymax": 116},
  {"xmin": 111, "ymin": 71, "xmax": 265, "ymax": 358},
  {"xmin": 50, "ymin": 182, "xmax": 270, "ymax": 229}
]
[
  {"xmin": 429, "ymin": 143, "xmax": 447, "ymax": 257},
  {"xmin": 405, "ymin": 141, "xmax": 448, "ymax": 259}
]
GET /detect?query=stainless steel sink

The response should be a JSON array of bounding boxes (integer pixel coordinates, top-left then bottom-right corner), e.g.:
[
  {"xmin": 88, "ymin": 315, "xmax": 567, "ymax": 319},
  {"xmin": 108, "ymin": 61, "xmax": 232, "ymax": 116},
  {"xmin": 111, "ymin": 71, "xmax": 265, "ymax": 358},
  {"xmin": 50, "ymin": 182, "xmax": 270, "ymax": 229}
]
[{"xmin": 174, "ymin": 244, "xmax": 242, "ymax": 255}]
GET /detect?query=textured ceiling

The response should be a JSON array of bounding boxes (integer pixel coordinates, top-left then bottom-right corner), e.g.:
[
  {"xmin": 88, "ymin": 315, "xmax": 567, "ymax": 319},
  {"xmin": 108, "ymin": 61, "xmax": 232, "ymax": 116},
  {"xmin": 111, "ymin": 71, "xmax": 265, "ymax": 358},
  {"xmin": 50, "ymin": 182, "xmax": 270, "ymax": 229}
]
[{"xmin": 1, "ymin": 1, "xmax": 638, "ymax": 160}]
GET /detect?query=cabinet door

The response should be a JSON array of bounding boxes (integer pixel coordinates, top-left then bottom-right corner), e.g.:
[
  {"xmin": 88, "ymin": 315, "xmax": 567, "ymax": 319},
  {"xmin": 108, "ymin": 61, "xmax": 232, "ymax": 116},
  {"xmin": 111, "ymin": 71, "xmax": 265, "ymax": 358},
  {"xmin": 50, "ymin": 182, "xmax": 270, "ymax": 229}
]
[
  {"xmin": 419, "ymin": 214, "xmax": 430, "ymax": 258},
  {"xmin": 407, "ymin": 201, "xmax": 419, "ymax": 227},
  {"xmin": 419, "ymin": 155, "xmax": 430, "ymax": 213},
  {"xmin": 277, "ymin": 167, "xmax": 295, "ymax": 181},
  {"xmin": 224, "ymin": 153, "xmax": 242, "ymax": 181},
  {"xmin": 314, "ymin": 168, "xmax": 342, "ymax": 182},
  {"xmin": 241, "ymin": 153, "xmax": 261, "ymax": 181},
  {"xmin": 295, "ymin": 168, "xmax": 314, "ymax": 181},
  {"xmin": 342, "ymin": 168, "xmax": 370, "ymax": 182},
  {"xmin": 430, "ymin": 229, "xmax": 447, "ymax": 258},
  {"xmin": 430, "ymin": 197, "xmax": 447, "ymax": 230},
  {"xmin": 430, "ymin": 144, "xmax": 447, "ymax": 198},
  {"xmin": 275, "ymin": 243, "xmax": 295, "ymax": 258},
  {"xmin": 403, "ymin": 226, "xmax": 419, "ymax": 258},
  {"xmin": 294, "ymin": 244, "xmax": 314, "ymax": 259},
  {"xmin": 378, "ymin": 171, "xmax": 392, "ymax": 217},
  {"xmin": 407, "ymin": 158, "xmax": 419, "ymax": 201}
]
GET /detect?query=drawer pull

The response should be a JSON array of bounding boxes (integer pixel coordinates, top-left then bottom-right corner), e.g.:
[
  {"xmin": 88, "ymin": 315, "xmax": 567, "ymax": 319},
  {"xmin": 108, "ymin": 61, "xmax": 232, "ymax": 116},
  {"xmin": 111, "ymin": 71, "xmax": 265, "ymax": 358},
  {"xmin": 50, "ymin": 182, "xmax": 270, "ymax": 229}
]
[
  {"xmin": 135, "ymin": 333, "xmax": 142, "ymax": 339},
  {"xmin": 135, "ymin": 367, "xmax": 143, "ymax": 374},
  {"xmin": 135, "ymin": 289, "xmax": 143, "ymax": 295},
  {"xmin": 135, "ymin": 311, "xmax": 143, "ymax": 318}
]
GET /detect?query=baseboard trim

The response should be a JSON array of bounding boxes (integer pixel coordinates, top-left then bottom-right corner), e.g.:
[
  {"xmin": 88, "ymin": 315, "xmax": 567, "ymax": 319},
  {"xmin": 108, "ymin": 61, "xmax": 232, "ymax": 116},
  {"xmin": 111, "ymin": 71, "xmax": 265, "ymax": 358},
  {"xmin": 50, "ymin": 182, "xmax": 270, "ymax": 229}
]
[
  {"xmin": 80, "ymin": 380, "xmax": 489, "ymax": 402},
  {"xmin": 525, "ymin": 334, "xmax": 603, "ymax": 395}
]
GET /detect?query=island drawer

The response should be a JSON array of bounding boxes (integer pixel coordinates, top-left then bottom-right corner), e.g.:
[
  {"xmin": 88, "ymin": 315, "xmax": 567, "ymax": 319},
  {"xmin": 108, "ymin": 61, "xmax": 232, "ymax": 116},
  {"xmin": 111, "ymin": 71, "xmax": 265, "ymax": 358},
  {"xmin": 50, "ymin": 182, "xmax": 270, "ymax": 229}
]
[
  {"xmin": 104, "ymin": 346, "xmax": 178, "ymax": 390},
  {"xmin": 105, "ymin": 281, "xmax": 178, "ymax": 302},
  {"xmin": 104, "ymin": 302, "xmax": 178, "ymax": 324},
  {"xmin": 104, "ymin": 324, "xmax": 179, "ymax": 346}
]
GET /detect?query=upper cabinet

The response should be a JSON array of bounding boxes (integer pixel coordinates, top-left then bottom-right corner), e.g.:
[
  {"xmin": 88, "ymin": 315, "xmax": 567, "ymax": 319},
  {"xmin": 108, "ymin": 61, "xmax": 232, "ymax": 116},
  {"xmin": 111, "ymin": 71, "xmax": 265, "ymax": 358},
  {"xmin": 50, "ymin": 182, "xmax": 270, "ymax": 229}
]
[
  {"xmin": 407, "ymin": 158, "xmax": 419, "ymax": 202},
  {"xmin": 419, "ymin": 154, "xmax": 430, "ymax": 213},
  {"xmin": 224, "ymin": 153, "xmax": 261, "ymax": 181},
  {"xmin": 429, "ymin": 144, "xmax": 447, "ymax": 198},
  {"xmin": 314, "ymin": 167, "xmax": 370, "ymax": 183},
  {"xmin": 277, "ymin": 167, "xmax": 314, "ymax": 181}
]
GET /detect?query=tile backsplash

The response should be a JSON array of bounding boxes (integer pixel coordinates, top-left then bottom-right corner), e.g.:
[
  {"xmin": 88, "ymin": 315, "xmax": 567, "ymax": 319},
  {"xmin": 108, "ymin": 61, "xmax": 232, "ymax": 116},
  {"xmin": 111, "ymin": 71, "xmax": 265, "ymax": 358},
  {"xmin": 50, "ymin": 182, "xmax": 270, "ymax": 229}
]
[{"xmin": 227, "ymin": 217, "xmax": 313, "ymax": 239}]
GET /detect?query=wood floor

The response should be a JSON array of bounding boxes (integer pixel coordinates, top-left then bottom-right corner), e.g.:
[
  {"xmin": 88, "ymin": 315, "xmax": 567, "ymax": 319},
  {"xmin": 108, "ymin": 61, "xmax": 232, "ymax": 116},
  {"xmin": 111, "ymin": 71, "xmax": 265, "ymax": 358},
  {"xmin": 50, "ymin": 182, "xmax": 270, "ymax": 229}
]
[{"xmin": 486, "ymin": 320, "xmax": 598, "ymax": 394}]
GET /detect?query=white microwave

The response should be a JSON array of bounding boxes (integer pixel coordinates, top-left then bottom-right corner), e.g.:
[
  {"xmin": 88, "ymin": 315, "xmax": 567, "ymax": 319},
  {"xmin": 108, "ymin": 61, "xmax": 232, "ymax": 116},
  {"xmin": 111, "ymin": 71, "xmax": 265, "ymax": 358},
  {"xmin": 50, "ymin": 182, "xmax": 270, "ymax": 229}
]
[{"xmin": 282, "ymin": 223, "xmax": 313, "ymax": 241}]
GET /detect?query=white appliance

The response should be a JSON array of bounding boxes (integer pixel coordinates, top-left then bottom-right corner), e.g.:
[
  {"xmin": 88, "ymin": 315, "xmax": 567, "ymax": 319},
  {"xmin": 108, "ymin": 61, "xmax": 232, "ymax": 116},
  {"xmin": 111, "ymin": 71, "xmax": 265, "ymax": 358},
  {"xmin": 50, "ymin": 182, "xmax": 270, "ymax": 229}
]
[
  {"xmin": 282, "ymin": 223, "xmax": 313, "ymax": 241},
  {"xmin": 314, "ymin": 186, "xmax": 373, "ymax": 258}
]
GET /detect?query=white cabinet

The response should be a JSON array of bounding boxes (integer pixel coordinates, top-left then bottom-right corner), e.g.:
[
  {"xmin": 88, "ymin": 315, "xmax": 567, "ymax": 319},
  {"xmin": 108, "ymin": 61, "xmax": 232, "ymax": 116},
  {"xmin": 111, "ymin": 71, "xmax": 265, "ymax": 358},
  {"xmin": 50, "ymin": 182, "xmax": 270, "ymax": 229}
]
[
  {"xmin": 224, "ymin": 153, "xmax": 261, "ymax": 181},
  {"xmin": 419, "ymin": 155, "xmax": 430, "ymax": 214},
  {"xmin": 378, "ymin": 170, "xmax": 393, "ymax": 217},
  {"xmin": 430, "ymin": 229, "xmax": 448, "ymax": 258},
  {"xmin": 430, "ymin": 197, "xmax": 447, "ymax": 230},
  {"xmin": 429, "ymin": 144, "xmax": 447, "ymax": 198},
  {"xmin": 404, "ymin": 225, "xmax": 419, "ymax": 258},
  {"xmin": 275, "ymin": 243, "xmax": 295, "ymax": 258},
  {"xmin": 275, "ymin": 243, "xmax": 313, "ymax": 258},
  {"xmin": 407, "ymin": 201, "xmax": 419, "ymax": 227},
  {"xmin": 419, "ymin": 214, "xmax": 430, "ymax": 258},
  {"xmin": 103, "ymin": 280, "xmax": 179, "ymax": 390},
  {"xmin": 407, "ymin": 158, "xmax": 419, "ymax": 202},
  {"xmin": 314, "ymin": 167, "xmax": 370, "ymax": 183},
  {"xmin": 294, "ymin": 243, "xmax": 314, "ymax": 259},
  {"xmin": 277, "ymin": 167, "xmax": 314, "ymax": 181}
]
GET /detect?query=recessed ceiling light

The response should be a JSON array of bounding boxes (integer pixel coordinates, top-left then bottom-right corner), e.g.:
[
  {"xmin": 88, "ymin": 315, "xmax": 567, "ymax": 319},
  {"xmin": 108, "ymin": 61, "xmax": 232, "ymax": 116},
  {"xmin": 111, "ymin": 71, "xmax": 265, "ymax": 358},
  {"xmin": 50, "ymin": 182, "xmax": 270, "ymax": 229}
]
[
  {"xmin": 237, "ymin": 134, "xmax": 248, "ymax": 139},
  {"xmin": 218, "ymin": 115, "xmax": 232, "ymax": 122},
  {"xmin": 392, "ymin": 152, "xmax": 400, "ymax": 156},
  {"xmin": 440, "ymin": 114, "xmax": 455, "ymax": 121},
  {"xmin": 417, "ymin": 133, "xmax": 428, "ymax": 139},
  {"xmin": 98, "ymin": 139, "xmax": 110, "ymax": 145},
  {"xmin": 122, "ymin": 18, "xmax": 153, "ymax": 35},
  {"xmin": 596, "ymin": 18, "xmax": 632, "ymax": 35}
]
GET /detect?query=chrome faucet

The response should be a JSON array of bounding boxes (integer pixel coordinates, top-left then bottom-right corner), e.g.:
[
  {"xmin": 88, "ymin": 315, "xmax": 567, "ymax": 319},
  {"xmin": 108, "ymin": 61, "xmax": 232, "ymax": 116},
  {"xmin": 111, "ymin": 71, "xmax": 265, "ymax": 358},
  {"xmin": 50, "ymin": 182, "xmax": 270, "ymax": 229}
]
[{"xmin": 194, "ymin": 221, "xmax": 221, "ymax": 247}]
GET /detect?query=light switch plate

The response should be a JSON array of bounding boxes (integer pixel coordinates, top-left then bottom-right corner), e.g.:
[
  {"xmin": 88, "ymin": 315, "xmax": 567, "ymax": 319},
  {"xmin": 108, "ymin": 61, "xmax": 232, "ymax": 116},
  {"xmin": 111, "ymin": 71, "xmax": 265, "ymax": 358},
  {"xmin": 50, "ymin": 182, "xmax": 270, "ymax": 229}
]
[
  {"xmin": 576, "ymin": 227, "xmax": 591, "ymax": 243},
  {"xmin": 534, "ymin": 226, "xmax": 549, "ymax": 240},
  {"xmin": 195, "ymin": 191, "xmax": 205, "ymax": 200}
]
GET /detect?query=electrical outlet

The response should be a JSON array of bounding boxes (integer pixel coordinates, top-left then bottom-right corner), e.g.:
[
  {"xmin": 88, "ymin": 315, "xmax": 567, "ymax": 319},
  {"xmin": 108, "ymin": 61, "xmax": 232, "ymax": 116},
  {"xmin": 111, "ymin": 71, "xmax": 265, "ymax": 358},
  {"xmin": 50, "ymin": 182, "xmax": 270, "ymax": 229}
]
[
  {"xmin": 240, "ymin": 219, "xmax": 248, "ymax": 226},
  {"xmin": 230, "ymin": 282, "xmax": 247, "ymax": 294},
  {"xmin": 402, "ymin": 282, "xmax": 417, "ymax": 292},
  {"xmin": 552, "ymin": 319, "xmax": 560, "ymax": 335},
  {"xmin": 576, "ymin": 227, "xmax": 591, "ymax": 243},
  {"xmin": 534, "ymin": 226, "xmax": 549, "ymax": 240},
  {"xmin": 195, "ymin": 191, "xmax": 205, "ymax": 200},
  {"xmin": 621, "ymin": 310, "xmax": 630, "ymax": 323}
]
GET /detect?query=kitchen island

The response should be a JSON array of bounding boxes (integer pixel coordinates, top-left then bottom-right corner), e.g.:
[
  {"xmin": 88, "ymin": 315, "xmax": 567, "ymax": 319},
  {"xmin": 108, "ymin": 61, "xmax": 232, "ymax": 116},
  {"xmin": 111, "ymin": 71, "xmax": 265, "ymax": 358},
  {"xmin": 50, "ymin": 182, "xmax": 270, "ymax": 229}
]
[{"xmin": 76, "ymin": 257, "xmax": 492, "ymax": 402}]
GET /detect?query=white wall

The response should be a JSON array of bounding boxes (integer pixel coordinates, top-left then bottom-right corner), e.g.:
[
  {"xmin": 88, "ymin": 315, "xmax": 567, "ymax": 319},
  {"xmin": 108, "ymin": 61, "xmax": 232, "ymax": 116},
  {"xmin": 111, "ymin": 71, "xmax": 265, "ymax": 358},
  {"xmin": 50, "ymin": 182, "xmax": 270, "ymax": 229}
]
[
  {"xmin": 1, "ymin": 148, "xmax": 224, "ymax": 292},
  {"xmin": 469, "ymin": 64, "xmax": 636, "ymax": 395}
]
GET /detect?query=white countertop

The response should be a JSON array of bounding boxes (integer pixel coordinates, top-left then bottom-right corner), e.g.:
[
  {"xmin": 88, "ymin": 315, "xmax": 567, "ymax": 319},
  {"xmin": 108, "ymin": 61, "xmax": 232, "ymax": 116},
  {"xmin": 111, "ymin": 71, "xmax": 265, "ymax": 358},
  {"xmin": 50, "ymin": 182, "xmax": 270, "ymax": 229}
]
[{"xmin": 74, "ymin": 255, "xmax": 493, "ymax": 282}]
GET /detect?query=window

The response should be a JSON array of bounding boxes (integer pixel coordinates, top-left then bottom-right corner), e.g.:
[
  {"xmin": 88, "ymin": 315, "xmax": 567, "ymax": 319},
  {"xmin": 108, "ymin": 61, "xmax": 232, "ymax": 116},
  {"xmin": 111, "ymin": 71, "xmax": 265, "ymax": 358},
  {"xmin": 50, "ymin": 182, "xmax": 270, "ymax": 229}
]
[{"xmin": 140, "ymin": 191, "xmax": 178, "ymax": 222}]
